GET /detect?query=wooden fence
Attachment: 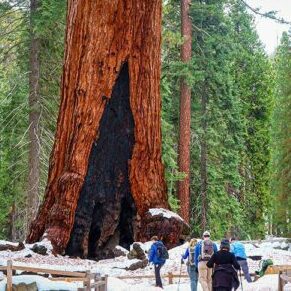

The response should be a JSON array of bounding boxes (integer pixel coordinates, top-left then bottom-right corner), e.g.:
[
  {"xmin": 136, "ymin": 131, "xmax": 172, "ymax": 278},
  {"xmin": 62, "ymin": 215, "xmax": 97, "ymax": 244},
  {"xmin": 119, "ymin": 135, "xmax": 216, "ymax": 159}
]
[
  {"xmin": 118, "ymin": 270, "xmax": 259, "ymax": 285},
  {"xmin": 278, "ymin": 270, "xmax": 291, "ymax": 291},
  {"xmin": 118, "ymin": 272, "xmax": 188, "ymax": 285},
  {"xmin": 0, "ymin": 260, "xmax": 107, "ymax": 291}
]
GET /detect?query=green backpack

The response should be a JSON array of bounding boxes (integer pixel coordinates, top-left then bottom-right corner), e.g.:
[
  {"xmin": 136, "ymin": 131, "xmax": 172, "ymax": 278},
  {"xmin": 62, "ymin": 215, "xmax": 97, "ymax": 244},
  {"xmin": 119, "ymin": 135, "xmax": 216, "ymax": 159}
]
[{"xmin": 255, "ymin": 259, "xmax": 273, "ymax": 277}]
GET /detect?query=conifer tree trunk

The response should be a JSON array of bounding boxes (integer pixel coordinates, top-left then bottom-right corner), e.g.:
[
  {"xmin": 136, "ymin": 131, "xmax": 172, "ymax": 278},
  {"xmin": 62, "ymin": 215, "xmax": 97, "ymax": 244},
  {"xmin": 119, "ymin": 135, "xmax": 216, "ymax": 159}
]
[
  {"xmin": 26, "ymin": 0, "xmax": 182, "ymax": 257},
  {"xmin": 178, "ymin": 0, "xmax": 192, "ymax": 223},
  {"xmin": 27, "ymin": 0, "xmax": 40, "ymax": 224},
  {"xmin": 200, "ymin": 92, "xmax": 208, "ymax": 231}
]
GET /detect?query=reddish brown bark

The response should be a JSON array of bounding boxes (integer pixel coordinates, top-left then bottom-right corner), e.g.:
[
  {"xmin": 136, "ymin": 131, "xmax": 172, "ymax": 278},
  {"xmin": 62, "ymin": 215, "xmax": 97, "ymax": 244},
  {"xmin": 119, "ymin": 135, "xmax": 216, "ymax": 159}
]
[
  {"xmin": 178, "ymin": 0, "xmax": 192, "ymax": 223},
  {"xmin": 26, "ymin": 0, "xmax": 175, "ymax": 256}
]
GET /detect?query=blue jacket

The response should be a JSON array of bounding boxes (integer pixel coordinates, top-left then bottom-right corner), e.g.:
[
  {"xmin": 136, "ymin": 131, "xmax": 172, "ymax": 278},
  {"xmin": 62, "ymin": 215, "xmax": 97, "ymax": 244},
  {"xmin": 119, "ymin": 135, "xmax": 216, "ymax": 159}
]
[
  {"xmin": 230, "ymin": 241, "xmax": 247, "ymax": 260},
  {"xmin": 195, "ymin": 240, "xmax": 218, "ymax": 267},
  {"xmin": 182, "ymin": 248, "xmax": 190, "ymax": 260},
  {"xmin": 148, "ymin": 241, "xmax": 166, "ymax": 265},
  {"xmin": 182, "ymin": 246, "xmax": 196, "ymax": 265}
]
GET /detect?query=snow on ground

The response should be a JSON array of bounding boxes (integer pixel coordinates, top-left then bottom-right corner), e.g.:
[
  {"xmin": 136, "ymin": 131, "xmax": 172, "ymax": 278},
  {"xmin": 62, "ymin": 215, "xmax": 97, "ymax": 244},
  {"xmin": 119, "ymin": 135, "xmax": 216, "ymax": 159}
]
[
  {"xmin": 0, "ymin": 238, "xmax": 290, "ymax": 290},
  {"xmin": 0, "ymin": 275, "xmax": 282, "ymax": 291},
  {"xmin": 0, "ymin": 275, "xmax": 82, "ymax": 291}
]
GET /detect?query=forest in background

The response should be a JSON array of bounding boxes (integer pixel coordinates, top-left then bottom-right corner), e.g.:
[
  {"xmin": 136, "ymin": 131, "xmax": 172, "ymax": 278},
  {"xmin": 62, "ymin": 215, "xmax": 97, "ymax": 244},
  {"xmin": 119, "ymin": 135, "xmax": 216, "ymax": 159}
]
[{"xmin": 0, "ymin": 0, "xmax": 290, "ymax": 241}]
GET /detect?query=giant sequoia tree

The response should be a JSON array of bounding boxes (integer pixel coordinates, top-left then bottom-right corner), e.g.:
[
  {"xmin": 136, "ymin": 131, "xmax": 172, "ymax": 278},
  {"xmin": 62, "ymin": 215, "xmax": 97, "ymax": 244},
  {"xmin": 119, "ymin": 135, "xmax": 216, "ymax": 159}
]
[{"xmin": 26, "ymin": 0, "xmax": 186, "ymax": 258}]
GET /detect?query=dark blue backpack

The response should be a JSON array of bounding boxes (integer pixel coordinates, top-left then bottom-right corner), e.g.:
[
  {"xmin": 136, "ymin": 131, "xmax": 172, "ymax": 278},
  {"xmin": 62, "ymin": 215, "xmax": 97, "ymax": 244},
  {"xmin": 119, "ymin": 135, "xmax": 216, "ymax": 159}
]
[{"xmin": 156, "ymin": 242, "xmax": 169, "ymax": 261}]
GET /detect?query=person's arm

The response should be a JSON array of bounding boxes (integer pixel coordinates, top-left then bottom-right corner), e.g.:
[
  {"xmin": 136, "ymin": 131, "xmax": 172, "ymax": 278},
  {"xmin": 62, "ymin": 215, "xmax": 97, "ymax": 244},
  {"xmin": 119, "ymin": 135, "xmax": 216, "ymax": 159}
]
[
  {"xmin": 148, "ymin": 244, "xmax": 155, "ymax": 263},
  {"xmin": 206, "ymin": 253, "xmax": 216, "ymax": 268},
  {"xmin": 232, "ymin": 253, "xmax": 241, "ymax": 270},
  {"xmin": 213, "ymin": 243, "xmax": 218, "ymax": 253},
  {"xmin": 195, "ymin": 243, "xmax": 200, "ymax": 267},
  {"xmin": 182, "ymin": 248, "xmax": 189, "ymax": 260}
]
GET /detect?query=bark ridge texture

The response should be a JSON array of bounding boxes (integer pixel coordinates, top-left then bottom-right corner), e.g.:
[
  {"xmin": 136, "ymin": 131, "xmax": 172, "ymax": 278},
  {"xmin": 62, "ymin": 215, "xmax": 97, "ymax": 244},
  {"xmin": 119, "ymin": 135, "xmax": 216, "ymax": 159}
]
[{"xmin": 27, "ymin": 0, "xmax": 172, "ymax": 255}]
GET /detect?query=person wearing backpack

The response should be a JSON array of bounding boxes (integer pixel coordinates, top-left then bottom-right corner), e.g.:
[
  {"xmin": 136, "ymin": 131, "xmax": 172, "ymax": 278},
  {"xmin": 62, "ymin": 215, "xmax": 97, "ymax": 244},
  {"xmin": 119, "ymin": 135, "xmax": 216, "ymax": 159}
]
[
  {"xmin": 182, "ymin": 238, "xmax": 198, "ymax": 291},
  {"xmin": 206, "ymin": 239, "xmax": 240, "ymax": 291},
  {"xmin": 230, "ymin": 237, "xmax": 252, "ymax": 282},
  {"xmin": 148, "ymin": 236, "xmax": 169, "ymax": 288},
  {"xmin": 195, "ymin": 231, "xmax": 218, "ymax": 291}
]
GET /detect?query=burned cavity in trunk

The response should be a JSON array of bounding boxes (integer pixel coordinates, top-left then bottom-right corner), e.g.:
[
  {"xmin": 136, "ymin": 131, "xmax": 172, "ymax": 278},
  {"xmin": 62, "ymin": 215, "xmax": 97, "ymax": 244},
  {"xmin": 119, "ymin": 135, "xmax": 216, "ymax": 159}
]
[{"xmin": 66, "ymin": 63, "xmax": 136, "ymax": 259}]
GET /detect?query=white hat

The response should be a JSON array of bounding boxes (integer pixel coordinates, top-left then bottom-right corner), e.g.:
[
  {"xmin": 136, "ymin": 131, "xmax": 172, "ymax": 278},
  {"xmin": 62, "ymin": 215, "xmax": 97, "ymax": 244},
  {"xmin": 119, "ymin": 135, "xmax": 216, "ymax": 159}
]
[{"xmin": 203, "ymin": 231, "xmax": 210, "ymax": 237}]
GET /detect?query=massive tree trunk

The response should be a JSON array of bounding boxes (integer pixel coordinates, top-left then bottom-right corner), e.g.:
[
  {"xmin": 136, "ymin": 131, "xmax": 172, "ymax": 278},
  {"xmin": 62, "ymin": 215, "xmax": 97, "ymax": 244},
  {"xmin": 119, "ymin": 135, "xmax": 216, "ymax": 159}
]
[
  {"xmin": 27, "ymin": 0, "xmax": 41, "ymax": 224},
  {"xmin": 178, "ymin": 0, "xmax": 192, "ymax": 223},
  {"xmin": 26, "ymin": 0, "xmax": 184, "ymax": 258}
]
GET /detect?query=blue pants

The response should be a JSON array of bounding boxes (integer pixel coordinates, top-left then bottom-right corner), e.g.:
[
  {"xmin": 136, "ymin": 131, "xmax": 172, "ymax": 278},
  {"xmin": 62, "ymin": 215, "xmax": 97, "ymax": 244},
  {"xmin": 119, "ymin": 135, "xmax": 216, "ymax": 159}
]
[
  {"xmin": 187, "ymin": 265, "xmax": 198, "ymax": 291},
  {"xmin": 238, "ymin": 259, "xmax": 252, "ymax": 283}
]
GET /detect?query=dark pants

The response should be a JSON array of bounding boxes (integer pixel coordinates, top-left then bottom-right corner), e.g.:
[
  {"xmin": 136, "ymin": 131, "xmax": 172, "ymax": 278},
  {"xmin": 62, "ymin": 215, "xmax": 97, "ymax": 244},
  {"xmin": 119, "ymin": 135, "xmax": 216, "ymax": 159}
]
[
  {"xmin": 238, "ymin": 259, "xmax": 252, "ymax": 283},
  {"xmin": 154, "ymin": 264, "xmax": 163, "ymax": 288},
  {"xmin": 213, "ymin": 288, "xmax": 231, "ymax": 291}
]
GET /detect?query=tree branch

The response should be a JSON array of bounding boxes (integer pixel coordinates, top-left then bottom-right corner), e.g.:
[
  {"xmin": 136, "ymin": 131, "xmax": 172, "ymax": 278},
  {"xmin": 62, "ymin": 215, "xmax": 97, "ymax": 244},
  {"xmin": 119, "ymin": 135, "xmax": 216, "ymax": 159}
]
[{"xmin": 240, "ymin": 0, "xmax": 291, "ymax": 25}]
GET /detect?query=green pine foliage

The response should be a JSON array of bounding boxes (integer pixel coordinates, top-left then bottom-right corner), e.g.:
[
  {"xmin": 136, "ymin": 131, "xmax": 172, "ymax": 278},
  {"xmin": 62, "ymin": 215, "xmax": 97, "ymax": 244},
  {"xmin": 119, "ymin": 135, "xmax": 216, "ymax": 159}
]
[
  {"xmin": 0, "ymin": 0, "xmax": 286, "ymax": 241},
  {"xmin": 271, "ymin": 31, "xmax": 291, "ymax": 237},
  {"xmin": 0, "ymin": 3, "xmax": 29, "ymax": 239},
  {"xmin": 162, "ymin": 0, "xmax": 274, "ymax": 239},
  {"xmin": 0, "ymin": 0, "xmax": 66, "ymax": 239},
  {"xmin": 229, "ymin": 2, "xmax": 274, "ymax": 238}
]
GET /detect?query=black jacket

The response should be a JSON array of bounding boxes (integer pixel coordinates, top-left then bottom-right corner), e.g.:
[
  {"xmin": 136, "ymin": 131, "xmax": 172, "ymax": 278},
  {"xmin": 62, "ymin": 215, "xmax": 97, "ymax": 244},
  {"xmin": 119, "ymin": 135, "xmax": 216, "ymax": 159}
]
[{"xmin": 207, "ymin": 250, "xmax": 240, "ymax": 290}]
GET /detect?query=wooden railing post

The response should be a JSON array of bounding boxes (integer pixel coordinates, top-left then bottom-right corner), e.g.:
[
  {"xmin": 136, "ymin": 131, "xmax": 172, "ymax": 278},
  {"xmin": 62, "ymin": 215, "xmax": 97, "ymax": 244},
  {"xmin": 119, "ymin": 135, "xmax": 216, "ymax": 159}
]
[
  {"xmin": 7, "ymin": 260, "xmax": 13, "ymax": 291},
  {"xmin": 168, "ymin": 272, "xmax": 173, "ymax": 284},
  {"xmin": 103, "ymin": 275, "xmax": 108, "ymax": 291},
  {"xmin": 278, "ymin": 270, "xmax": 282, "ymax": 291},
  {"xmin": 85, "ymin": 270, "xmax": 91, "ymax": 291}
]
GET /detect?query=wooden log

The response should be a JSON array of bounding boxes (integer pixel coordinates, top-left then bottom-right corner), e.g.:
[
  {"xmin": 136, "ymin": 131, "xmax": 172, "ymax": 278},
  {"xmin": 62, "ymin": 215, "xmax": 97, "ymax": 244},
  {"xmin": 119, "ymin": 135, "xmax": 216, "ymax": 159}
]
[
  {"xmin": 11, "ymin": 265, "xmax": 86, "ymax": 277},
  {"xmin": 49, "ymin": 277, "xmax": 85, "ymax": 282},
  {"xmin": 0, "ymin": 242, "xmax": 24, "ymax": 252}
]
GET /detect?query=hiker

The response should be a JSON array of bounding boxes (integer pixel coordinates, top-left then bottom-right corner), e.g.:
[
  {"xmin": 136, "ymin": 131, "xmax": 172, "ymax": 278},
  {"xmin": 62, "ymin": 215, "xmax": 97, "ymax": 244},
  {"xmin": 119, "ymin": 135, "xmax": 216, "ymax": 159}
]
[
  {"xmin": 148, "ymin": 236, "xmax": 169, "ymax": 289},
  {"xmin": 207, "ymin": 239, "xmax": 240, "ymax": 291},
  {"xmin": 230, "ymin": 237, "xmax": 252, "ymax": 282},
  {"xmin": 181, "ymin": 238, "xmax": 198, "ymax": 291},
  {"xmin": 195, "ymin": 231, "xmax": 217, "ymax": 291}
]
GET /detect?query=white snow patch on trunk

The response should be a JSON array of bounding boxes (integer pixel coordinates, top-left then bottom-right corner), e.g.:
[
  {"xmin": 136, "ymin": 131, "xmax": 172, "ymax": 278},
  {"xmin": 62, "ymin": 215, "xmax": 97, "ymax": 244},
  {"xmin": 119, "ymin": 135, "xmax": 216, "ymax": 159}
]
[{"xmin": 148, "ymin": 208, "xmax": 184, "ymax": 222}]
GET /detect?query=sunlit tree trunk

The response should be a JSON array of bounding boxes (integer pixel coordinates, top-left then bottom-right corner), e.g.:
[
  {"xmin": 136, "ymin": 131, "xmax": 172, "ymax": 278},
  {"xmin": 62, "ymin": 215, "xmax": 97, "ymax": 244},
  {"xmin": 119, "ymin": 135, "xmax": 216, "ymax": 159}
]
[
  {"xmin": 26, "ymin": 0, "xmax": 177, "ymax": 257},
  {"xmin": 178, "ymin": 0, "xmax": 192, "ymax": 223}
]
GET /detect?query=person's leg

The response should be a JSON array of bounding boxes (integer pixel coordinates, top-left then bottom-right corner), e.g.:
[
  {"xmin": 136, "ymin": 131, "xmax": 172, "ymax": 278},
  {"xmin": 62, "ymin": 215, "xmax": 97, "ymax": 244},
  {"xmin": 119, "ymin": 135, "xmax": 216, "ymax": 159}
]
[
  {"xmin": 198, "ymin": 261, "xmax": 209, "ymax": 291},
  {"xmin": 188, "ymin": 265, "xmax": 198, "ymax": 291},
  {"xmin": 154, "ymin": 264, "xmax": 163, "ymax": 288},
  {"xmin": 239, "ymin": 260, "xmax": 252, "ymax": 283},
  {"xmin": 207, "ymin": 265, "xmax": 213, "ymax": 291}
]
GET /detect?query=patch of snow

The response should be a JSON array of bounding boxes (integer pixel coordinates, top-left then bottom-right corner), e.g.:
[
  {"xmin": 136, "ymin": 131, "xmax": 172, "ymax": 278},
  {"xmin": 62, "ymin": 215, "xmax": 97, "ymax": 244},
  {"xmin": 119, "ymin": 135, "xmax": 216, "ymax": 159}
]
[
  {"xmin": 0, "ymin": 238, "xmax": 290, "ymax": 290},
  {"xmin": 0, "ymin": 275, "xmax": 82, "ymax": 291},
  {"xmin": 0, "ymin": 241, "xmax": 19, "ymax": 247},
  {"xmin": 281, "ymin": 242, "xmax": 289, "ymax": 249},
  {"xmin": 148, "ymin": 208, "xmax": 184, "ymax": 222}
]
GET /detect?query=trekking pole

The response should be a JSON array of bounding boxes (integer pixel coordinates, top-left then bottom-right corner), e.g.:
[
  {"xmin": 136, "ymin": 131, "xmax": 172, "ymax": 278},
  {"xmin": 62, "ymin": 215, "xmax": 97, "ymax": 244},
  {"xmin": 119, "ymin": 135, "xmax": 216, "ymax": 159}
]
[
  {"xmin": 239, "ymin": 270, "xmax": 243, "ymax": 291},
  {"xmin": 177, "ymin": 259, "xmax": 183, "ymax": 291}
]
